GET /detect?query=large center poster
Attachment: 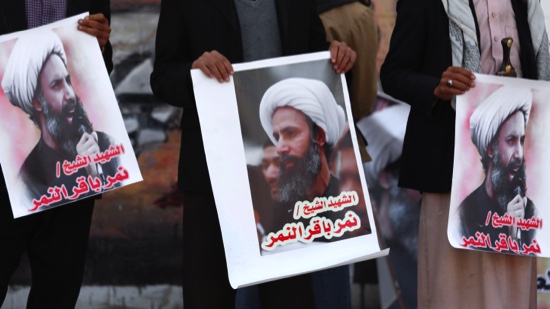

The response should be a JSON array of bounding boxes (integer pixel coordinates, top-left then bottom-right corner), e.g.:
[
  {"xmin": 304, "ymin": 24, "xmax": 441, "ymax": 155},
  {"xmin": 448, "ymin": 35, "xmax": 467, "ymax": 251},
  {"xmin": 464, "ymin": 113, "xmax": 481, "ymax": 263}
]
[
  {"xmin": 192, "ymin": 52, "xmax": 387, "ymax": 288},
  {"xmin": 449, "ymin": 74, "xmax": 550, "ymax": 256}
]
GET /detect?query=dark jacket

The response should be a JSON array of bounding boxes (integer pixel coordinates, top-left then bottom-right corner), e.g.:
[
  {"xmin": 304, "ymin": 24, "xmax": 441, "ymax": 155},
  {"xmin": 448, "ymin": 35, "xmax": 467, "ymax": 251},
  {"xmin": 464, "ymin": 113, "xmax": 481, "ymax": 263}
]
[
  {"xmin": 150, "ymin": 0, "xmax": 329, "ymax": 193},
  {"xmin": 459, "ymin": 184, "xmax": 536, "ymax": 251},
  {"xmin": 380, "ymin": 0, "xmax": 536, "ymax": 193},
  {"xmin": 315, "ymin": 0, "xmax": 356, "ymax": 14},
  {"xmin": 21, "ymin": 132, "xmax": 119, "ymax": 209},
  {"xmin": 0, "ymin": 0, "xmax": 113, "ymax": 73}
]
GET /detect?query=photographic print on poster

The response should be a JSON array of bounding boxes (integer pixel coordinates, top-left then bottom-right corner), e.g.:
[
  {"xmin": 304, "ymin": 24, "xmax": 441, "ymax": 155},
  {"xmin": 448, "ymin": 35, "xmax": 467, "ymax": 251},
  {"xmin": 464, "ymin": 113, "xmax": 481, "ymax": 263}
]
[
  {"xmin": 0, "ymin": 14, "xmax": 142, "ymax": 218},
  {"xmin": 233, "ymin": 59, "xmax": 372, "ymax": 255},
  {"xmin": 448, "ymin": 74, "xmax": 550, "ymax": 256},
  {"xmin": 191, "ymin": 52, "xmax": 386, "ymax": 288}
]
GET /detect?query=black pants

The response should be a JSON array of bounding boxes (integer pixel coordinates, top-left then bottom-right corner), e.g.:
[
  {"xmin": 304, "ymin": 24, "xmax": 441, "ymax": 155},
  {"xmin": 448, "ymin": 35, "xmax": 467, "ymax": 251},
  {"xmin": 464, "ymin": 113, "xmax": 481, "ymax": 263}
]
[
  {"xmin": 0, "ymin": 194, "xmax": 94, "ymax": 309},
  {"xmin": 183, "ymin": 192, "xmax": 237, "ymax": 308}
]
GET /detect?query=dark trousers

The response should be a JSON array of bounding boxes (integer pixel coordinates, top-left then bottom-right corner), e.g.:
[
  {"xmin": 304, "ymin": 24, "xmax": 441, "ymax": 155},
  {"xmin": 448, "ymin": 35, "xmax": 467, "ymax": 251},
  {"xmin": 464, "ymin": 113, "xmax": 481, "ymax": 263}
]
[
  {"xmin": 0, "ymin": 194, "xmax": 95, "ymax": 309},
  {"xmin": 258, "ymin": 274, "xmax": 315, "ymax": 309},
  {"xmin": 183, "ymin": 191, "xmax": 350, "ymax": 309},
  {"xmin": 183, "ymin": 192, "xmax": 237, "ymax": 308}
]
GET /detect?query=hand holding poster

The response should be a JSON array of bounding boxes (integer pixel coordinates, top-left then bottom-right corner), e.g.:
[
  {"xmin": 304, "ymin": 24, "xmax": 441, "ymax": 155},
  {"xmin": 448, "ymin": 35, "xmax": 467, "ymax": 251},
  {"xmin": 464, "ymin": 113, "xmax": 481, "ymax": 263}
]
[
  {"xmin": 191, "ymin": 52, "xmax": 387, "ymax": 288},
  {"xmin": 0, "ymin": 14, "xmax": 142, "ymax": 218},
  {"xmin": 449, "ymin": 73, "xmax": 549, "ymax": 256}
]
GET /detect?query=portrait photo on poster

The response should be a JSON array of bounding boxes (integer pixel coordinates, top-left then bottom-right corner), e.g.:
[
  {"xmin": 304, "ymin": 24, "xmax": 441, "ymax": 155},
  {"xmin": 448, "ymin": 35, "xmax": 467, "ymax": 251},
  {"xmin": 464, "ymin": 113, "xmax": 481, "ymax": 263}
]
[
  {"xmin": 0, "ymin": 14, "xmax": 142, "ymax": 218},
  {"xmin": 233, "ymin": 59, "xmax": 372, "ymax": 256},
  {"xmin": 191, "ymin": 51, "xmax": 386, "ymax": 288},
  {"xmin": 449, "ymin": 74, "xmax": 550, "ymax": 257}
]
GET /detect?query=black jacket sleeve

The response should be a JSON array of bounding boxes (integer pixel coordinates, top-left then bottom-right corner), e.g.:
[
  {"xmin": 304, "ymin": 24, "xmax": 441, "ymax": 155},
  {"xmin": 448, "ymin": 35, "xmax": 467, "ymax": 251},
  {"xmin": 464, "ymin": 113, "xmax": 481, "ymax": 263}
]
[
  {"xmin": 380, "ymin": 0, "xmax": 445, "ymax": 118},
  {"xmin": 89, "ymin": 0, "xmax": 113, "ymax": 74},
  {"xmin": 150, "ymin": 0, "xmax": 193, "ymax": 109}
]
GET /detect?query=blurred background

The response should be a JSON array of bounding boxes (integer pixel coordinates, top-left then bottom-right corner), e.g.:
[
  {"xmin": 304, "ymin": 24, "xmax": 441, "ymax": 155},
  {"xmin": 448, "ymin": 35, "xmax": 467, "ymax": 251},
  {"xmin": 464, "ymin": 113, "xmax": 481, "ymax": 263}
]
[{"xmin": 4, "ymin": 0, "xmax": 550, "ymax": 308}]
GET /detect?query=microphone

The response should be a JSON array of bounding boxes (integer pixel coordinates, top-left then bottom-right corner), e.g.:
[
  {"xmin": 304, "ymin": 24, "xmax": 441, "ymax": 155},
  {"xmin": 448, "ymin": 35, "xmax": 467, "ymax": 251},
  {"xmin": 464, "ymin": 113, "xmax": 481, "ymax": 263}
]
[
  {"xmin": 511, "ymin": 174, "xmax": 525, "ymax": 198},
  {"xmin": 74, "ymin": 114, "xmax": 92, "ymax": 137},
  {"xmin": 511, "ymin": 173, "xmax": 526, "ymax": 242},
  {"xmin": 74, "ymin": 116, "xmax": 104, "ymax": 183}
]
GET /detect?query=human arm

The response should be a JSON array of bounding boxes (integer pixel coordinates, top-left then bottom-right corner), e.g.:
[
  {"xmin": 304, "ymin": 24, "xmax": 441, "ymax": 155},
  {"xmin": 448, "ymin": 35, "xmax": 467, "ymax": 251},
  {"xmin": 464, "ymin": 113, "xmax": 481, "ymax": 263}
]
[
  {"xmin": 84, "ymin": 0, "xmax": 113, "ymax": 74},
  {"xmin": 380, "ymin": 0, "xmax": 466, "ymax": 116},
  {"xmin": 507, "ymin": 195, "xmax": 526, "ymax": 219},
  {"xmin": 304, "ymin": 2, "xmax": 355, "ymax": 73},
  {"xmin": 329, "ymin": 40, "xmax": 356, "ymax": 74},
  {"xmin": 507, "ymin": 194, "xmax": 526, "ymax": 239},
  {"xmin": 307, "ymin": 0, "xmax": 331, "ymax": 52},
  {"xmin": 434, "ymin": 67, "xmax": 476, "ymax": 101},
  {"xmin": 151, "ymin": 0, "xmax": 241, "ymax": 108},
  {"xmin": 149, "ymin": 0, "xmax": 196, "ymax": 109},
  {"xmin": 76, "ymin": 132, "xmax": 100, "ymax": 177},
  {"xmin": 77, "ymin": 14, "xmax": 110, "ymax": 53},
  {"xmin": 192, "ymin": 50, "xmax": 234, "ymax": 83}
]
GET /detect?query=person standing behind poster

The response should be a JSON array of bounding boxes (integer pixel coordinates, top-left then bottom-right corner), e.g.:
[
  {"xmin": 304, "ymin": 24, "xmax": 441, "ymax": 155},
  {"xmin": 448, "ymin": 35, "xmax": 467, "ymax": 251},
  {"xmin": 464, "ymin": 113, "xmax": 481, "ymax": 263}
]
[
  {"xmin": 150, "ymin": 0, "xmax": 356, "ymax": 308},
  {"xmin": 316, "ymin": 0, "xmax": 377, "ymax": 163},
  {"xmin": 0, "ymin": 2, "xmax": 112, "ymax": 308},
  {"xmin": 253, "ymin": 140, "xmax": 280, "ymax": 241},
  {"xmin": 380, "ymin": 0, "xmax": 550, "ymax": 308}
]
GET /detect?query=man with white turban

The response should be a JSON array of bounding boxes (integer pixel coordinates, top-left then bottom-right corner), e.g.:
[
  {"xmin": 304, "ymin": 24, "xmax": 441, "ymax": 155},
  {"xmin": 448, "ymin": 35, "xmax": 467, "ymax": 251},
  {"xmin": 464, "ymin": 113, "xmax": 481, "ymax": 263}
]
[
  {"xmin": 380, "ymin": 0, "xmax": 549, "ymax": 304},
  {"xmin": 258, "ymin": 77, "xmax": 355, "ymax": 308},
  {"xmin": 2, "ymin": 29, "xmax": 119, "ymax": 206},
  {"xmin": 0, "ymin": 2, "xmax": 113, "ymax": 307},
  {"xmin": 150, "ymin": 0, "xmax": 357, "ymax": 305},
  {"xmin": 459, "ymin": 85, "xmax": 536, "ymax": 250},
  {"xmin": 259, "ymin": 77, "xmax": 357, "ymax": 236},
  {"xmin": 3, "ymin": 29, "xmax": 68, "ymax": 120},
  {"xmin": 259, "ymin": 77, "xmax": 346, "ymax": 205}
]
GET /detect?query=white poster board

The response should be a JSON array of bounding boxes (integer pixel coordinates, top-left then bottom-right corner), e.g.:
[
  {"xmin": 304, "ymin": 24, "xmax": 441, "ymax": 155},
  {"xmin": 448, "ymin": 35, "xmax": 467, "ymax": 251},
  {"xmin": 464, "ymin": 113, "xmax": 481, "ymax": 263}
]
[
  {"xmin": 192, "ymin": 52, "xmax": 388, "ymax": 288},
  {"xmin": 449, "ymin": 74, "xmax": 550, "ymax": 256},
  {"xmin": 0, "ymin": 14, "xmax": 142, "ymax": 218}
]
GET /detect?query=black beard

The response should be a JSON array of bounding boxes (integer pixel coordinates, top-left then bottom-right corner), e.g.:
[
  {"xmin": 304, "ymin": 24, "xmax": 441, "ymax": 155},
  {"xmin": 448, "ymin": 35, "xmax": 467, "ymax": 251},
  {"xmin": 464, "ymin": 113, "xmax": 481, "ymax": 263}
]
[
  {"xmin": 491, "ymin": 147, "xmax": 526, "ymax": 212},
  {"xmin": 39, "ymin": 94, "xmax": 93, "ymax": 158},
  {"xmin": 276, "ymin": 142, "xmax": 321, "ymax": 203}
]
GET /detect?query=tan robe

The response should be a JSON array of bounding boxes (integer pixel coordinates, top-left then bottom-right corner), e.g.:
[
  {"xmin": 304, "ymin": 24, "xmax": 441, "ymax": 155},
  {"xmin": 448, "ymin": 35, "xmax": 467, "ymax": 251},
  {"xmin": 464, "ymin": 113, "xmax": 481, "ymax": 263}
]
[
  {"xmin": 319, "ymin": 2, "xmax": 377, "ymax": 163},
  {"xmin": 418, "ymin": 193, "xmax": 536, "ymax": 309}
]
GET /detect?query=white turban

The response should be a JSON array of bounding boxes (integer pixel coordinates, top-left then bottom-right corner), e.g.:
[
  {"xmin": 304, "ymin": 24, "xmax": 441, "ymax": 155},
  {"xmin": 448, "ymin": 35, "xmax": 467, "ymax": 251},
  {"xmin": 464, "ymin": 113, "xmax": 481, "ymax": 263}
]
[
  {"xmin": 359, "ymin": 102, "xmax": 410, "ymax": 186},
  {"xmin": 259, "ymin": 78, "xmax": 346, "ymax": 146},
  {"xmin": 2, "ymin": 29, "xmax": 67, "ymax": 116},
  {"xmin": 470, "ymin": 86, "xmax": 532, "ymax": 161}
]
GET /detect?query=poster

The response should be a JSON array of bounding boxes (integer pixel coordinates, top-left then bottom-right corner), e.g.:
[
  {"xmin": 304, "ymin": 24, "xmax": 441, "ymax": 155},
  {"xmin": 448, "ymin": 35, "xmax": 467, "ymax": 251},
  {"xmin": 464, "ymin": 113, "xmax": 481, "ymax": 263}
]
[
  {"xmin": 191, "ymin": 51, "xmax": 387, "ymax": 288},
  {"xmin": 448, "ymin": 73, "xmax": 550, "ymax": 256},
  {"xmin": 358, "ymin": 93, "xmax": 421, "ymax": 308},
  {"xmin": 0, "ymin": 14, "xmax": 142, "ymax": 218}
]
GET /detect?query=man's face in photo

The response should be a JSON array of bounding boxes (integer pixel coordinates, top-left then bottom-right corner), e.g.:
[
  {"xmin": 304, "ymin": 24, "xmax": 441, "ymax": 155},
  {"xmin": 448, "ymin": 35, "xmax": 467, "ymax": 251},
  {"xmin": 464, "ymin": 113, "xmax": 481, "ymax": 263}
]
[
  {"xmin": 337, "ymin": 148, "xmax": 361, "ymax": 194},
  {"xmin": 261, "ymin": 145, "xmax": 280, "ymax": 200},
  {"xmin": 272, "ymin": 106, "xmax": 312, "ymax": 160},
  {"xmin": 39, "ymin": 54, "xmax": 76, "ymax": 123},
  {"xmin": 490, "ymin": 110, "xmax": 527, "ymax": 206},
  {"xmin": 493, "ymin": 111, "xmax": 526, "ymax": 182},
  {"xmin": 37, "ymin": 54, "xmax": 91, "ymax": 156},
  {"xmin": 271, "ymin": 106, "xmax": 321, "ymax": 203}
]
